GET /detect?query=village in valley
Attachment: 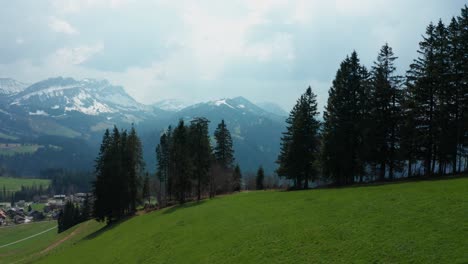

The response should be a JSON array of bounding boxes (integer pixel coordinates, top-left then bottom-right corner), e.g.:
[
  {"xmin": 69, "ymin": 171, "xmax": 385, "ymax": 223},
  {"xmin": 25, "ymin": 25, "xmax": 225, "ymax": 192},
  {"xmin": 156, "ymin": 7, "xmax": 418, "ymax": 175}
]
[{"xmin": 0, "ymin": 193, "xmax": 90, "ymax": 226}]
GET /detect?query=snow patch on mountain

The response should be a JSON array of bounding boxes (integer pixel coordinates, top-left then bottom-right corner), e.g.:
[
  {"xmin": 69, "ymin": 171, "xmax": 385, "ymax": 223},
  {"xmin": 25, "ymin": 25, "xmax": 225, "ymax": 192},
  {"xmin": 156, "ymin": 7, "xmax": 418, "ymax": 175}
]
[
  {"xmin": 0, "ymin": 78, "xmax": 29, "ymax": 95},
  {"xmin": 29, "ymin": 110, "xmax": 49, "ymax": 116},
  {"xmin": 213, "ymin": 99, "xmax": 235, "ymax": 109}
]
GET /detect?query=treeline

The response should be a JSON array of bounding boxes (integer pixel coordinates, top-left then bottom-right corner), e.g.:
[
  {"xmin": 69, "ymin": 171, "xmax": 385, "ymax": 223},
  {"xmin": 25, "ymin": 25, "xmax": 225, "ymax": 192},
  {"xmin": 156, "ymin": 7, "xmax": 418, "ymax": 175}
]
[
  {"xmin": 92, "ymin": 125, "xmax": 145, "ymax": 224},
  {"xmin": 278, "ymin": 6, "xmax": 468, "ymax": 187},
  {"xmin": 0, "ymin": 184, "xmax": 49, "ymax": 203},
  {"xmin": 40, "ymin": 169, "xmax": 93, "ymax": 195},
  {"xmin": 155, "ymin": 118, "xmax": 241, "ymax": 206}
]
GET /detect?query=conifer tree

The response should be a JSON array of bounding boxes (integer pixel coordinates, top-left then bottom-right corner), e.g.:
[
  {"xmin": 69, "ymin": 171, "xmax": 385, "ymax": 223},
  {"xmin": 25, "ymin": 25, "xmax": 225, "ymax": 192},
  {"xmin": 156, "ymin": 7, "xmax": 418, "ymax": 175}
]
[
  {"xmin": 172, "ymin": 120, "xmax": 192, "ymax": 204},
  {"xmin": 369, "ymin": 43, "xmax": 403, "ymax": 180},
  {"xmin": 256, "ymin": 166, "xmax": 264, "ymax": 190},
  {"xmin": 322, "ymin": 52, "xmax": 370, "ymax": 185},
  {"xmin": 189, "ymin": 117, "xmax": 212, "ymax": 201},
  {"xmin": 276, "ymin": 87, "xmax": 320, "ymax": 189},
  {"xmin": 214, "ymin": 120, "xmax": 235, "ymax": 169},
  {"xmin": 232, "ymin": 164, "xmax": 242, "ymax": 192}
]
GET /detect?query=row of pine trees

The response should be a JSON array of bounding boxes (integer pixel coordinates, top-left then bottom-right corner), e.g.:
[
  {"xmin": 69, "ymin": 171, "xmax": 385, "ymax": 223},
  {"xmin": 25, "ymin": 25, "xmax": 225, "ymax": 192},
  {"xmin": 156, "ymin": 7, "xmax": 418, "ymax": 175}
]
[
  {"xmin": 155, "ymin": 118, "xmax": 241, "ymax": 206},
  {"xmin": 277, "ymin": 6, "xmax": 468, "ymax": 187},
  {"xmin": 88, "ymin": 6, "xmax": 468, "ymax": 225}
]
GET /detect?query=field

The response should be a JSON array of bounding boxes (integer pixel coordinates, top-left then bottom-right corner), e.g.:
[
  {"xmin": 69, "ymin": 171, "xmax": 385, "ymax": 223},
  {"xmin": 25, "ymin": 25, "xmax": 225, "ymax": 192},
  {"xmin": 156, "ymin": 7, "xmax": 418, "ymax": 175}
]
[
  {"xmin": 0, "ymin": 221, "xmax": 104, "ymax": 264},
  {"xmin": 0, "ymin": 177, "xmax": 50, "ymax": 192},
  {"xmin": 1, "ymin": 178, "xmax": 466, "ymax": 263},
  {"xmin": 0, "ymin": 144, "xmax": 42, "ymax": 156}
]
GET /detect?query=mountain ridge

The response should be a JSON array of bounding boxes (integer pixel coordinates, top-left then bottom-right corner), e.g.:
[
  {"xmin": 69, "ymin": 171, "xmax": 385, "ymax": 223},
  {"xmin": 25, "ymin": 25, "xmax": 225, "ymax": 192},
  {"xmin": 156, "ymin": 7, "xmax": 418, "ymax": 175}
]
[{"xmin": 0, "ymin": 77, "xmax": 286, "ymax": 175}]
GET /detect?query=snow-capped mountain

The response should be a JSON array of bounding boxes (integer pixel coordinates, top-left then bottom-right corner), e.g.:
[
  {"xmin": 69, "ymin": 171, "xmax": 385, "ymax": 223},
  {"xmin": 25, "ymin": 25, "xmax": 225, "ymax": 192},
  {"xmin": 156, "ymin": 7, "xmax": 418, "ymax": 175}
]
[
  {"xmin": 0, "ymin": 78, "xmax": 29, "ymax": 96},
  {"xmin": 10, "ymin": 77, "xmax": 147, "ymax": 117},
  {"xmin": 0, "ymin": 78, "xmax": 286, "ymax": 175},
  {"xmin": 152, "ymin": 99, "xmax": 192, "ymax": 112}
]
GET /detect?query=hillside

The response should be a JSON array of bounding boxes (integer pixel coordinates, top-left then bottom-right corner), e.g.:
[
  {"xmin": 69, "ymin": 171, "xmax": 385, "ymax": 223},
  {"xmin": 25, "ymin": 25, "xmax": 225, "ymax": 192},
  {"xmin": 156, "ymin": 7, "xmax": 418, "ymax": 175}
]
[{"xmin": 23, "ymin": 178, "xmax": 468, "ymax": 263}]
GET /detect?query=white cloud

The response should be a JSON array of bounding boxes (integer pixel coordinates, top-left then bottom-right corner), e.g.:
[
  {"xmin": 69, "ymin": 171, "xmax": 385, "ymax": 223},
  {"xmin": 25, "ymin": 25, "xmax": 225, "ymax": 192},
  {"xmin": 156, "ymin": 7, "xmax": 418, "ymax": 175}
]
[
  {"xmin": 48, "ymin": 16, "xmax": 79, "ymax": 35},
  {"xmin": 15, "ymin": 38, "xmax": 24, "ymax": 45},
  {"xmin": 48, "ymin": 43, "xmax": 104, "ymax": 65},
  {"xmin": 51, "ymin": 0, "xmax": 131, "ymax": 13}
]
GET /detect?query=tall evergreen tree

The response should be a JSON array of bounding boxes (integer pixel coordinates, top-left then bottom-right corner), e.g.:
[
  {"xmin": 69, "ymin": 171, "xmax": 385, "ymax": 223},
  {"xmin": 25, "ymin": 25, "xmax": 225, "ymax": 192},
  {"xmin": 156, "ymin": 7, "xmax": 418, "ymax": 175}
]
[
  {"xmin": 126, "ymin": 125, "xmax": 145, "ymax": 212},
  {"xmin": 322, "ymin": 52, "xmax": 370, "ymax": 185},
  {"xmin": 455, "ymin": 6, "xmax": 468, "ymax": 172},
  {"xmin": 256, "ymin": 166, "xmax": 264, "ymax": 190},
  {"xmin": 214, "ymin": 120, "xmax": 235, "ymax": 169},
  {"xmin": 232, "ymin": 164, "xmax": 242, "ymax": 192},
  {"xmin": 406, "ymin": 22, "xmax": 451, "ymax": 176},
  {"xmin": 172, "ymin": 120, "xmax": 192, "ymax": 204},
  {"xmin": 92, "ymin": 129, "xmax": 111, "ymax": 222},
  {"xmin": 276, "ymin": 87, "xmax": 320, "ymax": 189},
  {"xmin": 189, "ymin": 117, "xmax": 212, "ymax": 201},
  {"xmin": 369, "ymin": 43, "xmax": 403, "ymax": 180}
]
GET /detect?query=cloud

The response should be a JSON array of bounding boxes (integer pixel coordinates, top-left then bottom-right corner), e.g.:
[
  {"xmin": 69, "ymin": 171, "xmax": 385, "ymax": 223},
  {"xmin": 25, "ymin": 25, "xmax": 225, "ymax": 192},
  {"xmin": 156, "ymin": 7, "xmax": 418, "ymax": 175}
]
[
  {"xmin": 51, "ymin": 0, "xmax": 130, "ymax": 13},
  {"xmin": 1, "ymin": 0, "xmax": 466, "ymax": 110},
  {"xmin": 48, "ymin": 43, "xmax": 104, "ymax": 65},
  {"xmin": 48, "ymin": 16, "xmax": 79, "ymax": 35}
]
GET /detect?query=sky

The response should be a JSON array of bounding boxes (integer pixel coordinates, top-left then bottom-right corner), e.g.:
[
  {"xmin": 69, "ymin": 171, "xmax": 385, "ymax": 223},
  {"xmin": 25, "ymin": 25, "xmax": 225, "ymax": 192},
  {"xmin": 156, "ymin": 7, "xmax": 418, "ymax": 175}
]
[{"xmin": 0, "ymin": 0, "xmax": 466, "ymax": 111}]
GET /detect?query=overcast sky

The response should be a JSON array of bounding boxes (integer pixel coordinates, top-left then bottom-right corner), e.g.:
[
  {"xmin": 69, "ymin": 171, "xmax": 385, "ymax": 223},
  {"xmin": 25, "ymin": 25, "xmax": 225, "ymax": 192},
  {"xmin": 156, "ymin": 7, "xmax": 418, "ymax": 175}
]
[{"xmin": 0, "ymin": 0, "xmax": 465, "ymax": 111}]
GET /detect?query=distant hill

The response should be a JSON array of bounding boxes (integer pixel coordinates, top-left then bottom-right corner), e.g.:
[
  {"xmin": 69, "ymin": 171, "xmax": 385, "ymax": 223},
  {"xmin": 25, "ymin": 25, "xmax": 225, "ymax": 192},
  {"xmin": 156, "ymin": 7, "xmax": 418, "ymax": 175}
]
[{"xmin": 0, "ymin": 77, "xmax": 286, "ymax": 176}]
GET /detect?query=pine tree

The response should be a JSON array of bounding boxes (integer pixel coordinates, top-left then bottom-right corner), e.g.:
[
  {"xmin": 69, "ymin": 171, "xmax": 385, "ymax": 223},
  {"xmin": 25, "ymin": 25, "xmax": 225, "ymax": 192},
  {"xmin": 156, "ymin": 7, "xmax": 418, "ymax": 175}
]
[
  {"xmin": 369, "ymin": 43, "xmax": 403, "ymax": 180},
  {"xmin": 276, "ymin": 87, "xmax": 320, "ymax": 189},
  {"xmin": 156, "ymin": 127, "xmax": 172, "ymax": 205},
  {"xmin": 406, "ymin": 22, "xmax": 452, "ymax": 176},
  {"xmin": 214, "ymin": 120, "xmax": 235, "ymax": 169},
  {"xmin": 189, "ymin": 117, "xmax": 212, "ymax": 201},
  {"xmin": 256, "ymin": 166, "xmax": 265, "ymax": 190},
  {"xmin": 126, "ymin": 125, "xmax": 145, "ymax": 212},
  {"xmin": 58, "ymin": 201, "xmax": 80, "ymax": 233},
  {"xmin": 322, "ymin": 52, "xmax": 370, "ymax": 185},
  {"xmin": 172, "ymin": 120, "xmax": 192, "ymax": 204},
  {"xmin": 454, "ymin": 6, "xmax": 468, "ymax": 173},
  {"xmin": 92, "ymin": 129, "xmax": 111, "ymax": 223},
  {"xmin": 232, "ymin": 164, "xmax": 242, "ymax": 192}
]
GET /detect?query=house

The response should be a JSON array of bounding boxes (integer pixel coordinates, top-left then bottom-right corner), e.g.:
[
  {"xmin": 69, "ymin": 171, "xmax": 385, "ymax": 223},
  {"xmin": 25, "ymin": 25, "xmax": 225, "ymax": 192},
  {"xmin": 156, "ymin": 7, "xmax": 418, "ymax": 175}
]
[
  {"xmin": 14, "ymin": 215, "xmax": 25, "ymax": 224},
  {"xmin": 53, "ymin": 195, "xmax": 66, "ymax": 200},
  {"xmin": 29, "ymin": 210, "xmax": 45, "ymax": 221},
  {"xmin": 6, "ymin": 208, "xmax": 17, "ymax": 218},
  {"xmin": 0, "ymin": 209, "xmax": 7, "ymax": 225}
]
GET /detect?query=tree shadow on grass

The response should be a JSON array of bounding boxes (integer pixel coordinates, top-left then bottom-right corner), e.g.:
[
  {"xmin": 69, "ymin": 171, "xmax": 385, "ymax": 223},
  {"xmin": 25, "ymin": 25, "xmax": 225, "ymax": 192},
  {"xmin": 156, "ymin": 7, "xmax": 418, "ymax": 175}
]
[
  {"xmin": 161, "ymin": 200, "xmax": 206, "ymax": 215},
  {"xmin": 84, "ymin": 215, "xmax": 133, "ymax": 240}
]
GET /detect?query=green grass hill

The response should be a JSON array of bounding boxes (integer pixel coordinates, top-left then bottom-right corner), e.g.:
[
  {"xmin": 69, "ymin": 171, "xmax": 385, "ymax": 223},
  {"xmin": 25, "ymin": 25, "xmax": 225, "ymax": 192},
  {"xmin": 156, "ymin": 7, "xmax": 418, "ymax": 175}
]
[{"xmin": 2, "ymin": 177, "xmax": 467, "ymax": 264}]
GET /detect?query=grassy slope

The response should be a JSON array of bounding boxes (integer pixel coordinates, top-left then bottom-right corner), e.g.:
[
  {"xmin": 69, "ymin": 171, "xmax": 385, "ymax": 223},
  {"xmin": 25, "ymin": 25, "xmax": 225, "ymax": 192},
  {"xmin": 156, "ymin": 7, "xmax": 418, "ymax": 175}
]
[
  {"xmin": 31, "ymin": 178, "xmax": 468, "ymax": 263},
  {"xmin": 0, "ymin": 220, "xmax": 104, "ymax": 264},
  {"xmin": 0, "ymin": 221, "xmax": 56, "ymax": 263},
  {"xmin": 0, "ymin": 177, "xmax": 50, "ymax": 192}
]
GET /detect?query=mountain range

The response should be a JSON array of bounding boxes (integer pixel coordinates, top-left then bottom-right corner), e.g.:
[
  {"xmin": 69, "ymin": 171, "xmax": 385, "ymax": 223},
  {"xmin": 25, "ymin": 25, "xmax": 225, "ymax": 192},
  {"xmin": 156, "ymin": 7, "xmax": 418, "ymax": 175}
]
[{"xmin": 0, "ymin": 77, "xmax": 287, "ymax": 177}]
